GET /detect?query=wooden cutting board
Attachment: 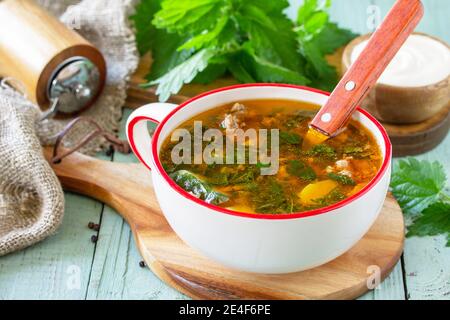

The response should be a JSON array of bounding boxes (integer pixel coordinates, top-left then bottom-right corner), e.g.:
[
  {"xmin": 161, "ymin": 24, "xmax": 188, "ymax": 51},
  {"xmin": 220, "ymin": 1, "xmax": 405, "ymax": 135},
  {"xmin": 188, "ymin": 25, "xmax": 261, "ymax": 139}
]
[
  {"xmin": 382, "ymin": 103, "xmax": 450, "ymax": 157},
  {"xmin": 43, "ymin": 147, "xmax": 405, "ymax": 300}
]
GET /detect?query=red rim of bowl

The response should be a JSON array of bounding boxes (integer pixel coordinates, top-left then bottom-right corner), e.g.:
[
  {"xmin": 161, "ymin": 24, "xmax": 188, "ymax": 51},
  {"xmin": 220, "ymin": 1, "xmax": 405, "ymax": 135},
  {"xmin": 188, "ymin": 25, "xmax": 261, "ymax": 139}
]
[{"xmin": 150, "ymin": 83, "xmax": 392, "ymax": 220}]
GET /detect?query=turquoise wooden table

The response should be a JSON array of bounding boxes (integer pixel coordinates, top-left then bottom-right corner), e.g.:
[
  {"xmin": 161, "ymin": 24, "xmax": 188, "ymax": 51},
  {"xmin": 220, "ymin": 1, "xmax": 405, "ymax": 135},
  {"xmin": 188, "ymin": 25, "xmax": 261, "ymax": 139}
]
[{"xmin": 0, "ymin": 0, "xmax": 449, "ymax": 300}]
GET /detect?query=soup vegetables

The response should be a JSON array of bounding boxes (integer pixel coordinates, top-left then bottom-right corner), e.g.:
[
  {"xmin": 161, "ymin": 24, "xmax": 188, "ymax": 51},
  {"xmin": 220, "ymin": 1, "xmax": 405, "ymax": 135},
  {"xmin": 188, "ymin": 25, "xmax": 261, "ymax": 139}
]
[
  {"xmin": 170, "ymin": 170, "xmax": 229, "ymax": 205},
  {"xmin": 159, "ymin": 101, "xmax": 382, "ymax": 214},
  {"xmin": 132, "ymin": 0, "xmax": 357, "ymax": 101}
]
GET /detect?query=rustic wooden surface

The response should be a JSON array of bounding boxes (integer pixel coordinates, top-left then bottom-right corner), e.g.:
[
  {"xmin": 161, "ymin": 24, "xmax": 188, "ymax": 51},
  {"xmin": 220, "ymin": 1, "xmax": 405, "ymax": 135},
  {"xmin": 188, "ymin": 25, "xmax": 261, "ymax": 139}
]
[
  {"xmin": 40, "ymin": 147, "xmax": 405, "ymax": 300},
  {"xmin": 0, "ymin": 0, "xmax": 449, "ymax": 300}
]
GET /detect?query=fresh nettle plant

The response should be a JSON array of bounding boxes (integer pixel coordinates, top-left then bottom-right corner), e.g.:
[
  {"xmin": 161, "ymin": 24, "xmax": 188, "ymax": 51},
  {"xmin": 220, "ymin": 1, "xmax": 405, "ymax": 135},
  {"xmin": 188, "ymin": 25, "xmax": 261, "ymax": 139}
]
[
  {"xmin": 131, "ymin": 0, "xmax": 357, "ymax": 101},
  {"xmin": 391, "ymin": 158, "xmax": 450, "ymax": 247}
]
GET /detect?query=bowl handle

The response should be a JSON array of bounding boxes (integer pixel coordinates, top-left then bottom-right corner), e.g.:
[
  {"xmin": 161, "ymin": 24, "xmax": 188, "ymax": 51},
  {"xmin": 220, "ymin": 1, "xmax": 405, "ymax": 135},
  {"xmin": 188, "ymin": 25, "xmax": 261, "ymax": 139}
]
[{"xmin": 126, "ymin": 103, "xmax": 178, "ymax": 171}]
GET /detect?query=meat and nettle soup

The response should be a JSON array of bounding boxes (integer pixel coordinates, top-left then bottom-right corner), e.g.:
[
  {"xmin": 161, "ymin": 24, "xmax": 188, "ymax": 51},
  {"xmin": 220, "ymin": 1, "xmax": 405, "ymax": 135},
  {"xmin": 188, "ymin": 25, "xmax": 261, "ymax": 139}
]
[{"xmin": 159, "ymin": 100, "xmax": 382, "ymax": 214}]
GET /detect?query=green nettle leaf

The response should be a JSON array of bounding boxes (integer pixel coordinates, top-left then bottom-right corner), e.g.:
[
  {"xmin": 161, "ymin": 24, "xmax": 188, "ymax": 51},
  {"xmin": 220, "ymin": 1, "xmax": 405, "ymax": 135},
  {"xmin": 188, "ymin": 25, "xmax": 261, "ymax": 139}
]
[
  {"xmin": 304, "ymin": 11, "xmax": 329, "ymax": 35},
  {"xmin": 177, "ymin": 15, "xmax": 229, "ymax": 51},
  {"xmin": 301, "ymin": 40, "xmax": 338, "ymax": 91},
  {"xmin": 130, "ymin": 0, "xmax": 191, "ymax": 81},
  {"xmin": 307, "ymin": 144, "xmax": 337, "ymax": 160},
  {"xmin": 146, "ymin": 48, "xmax": 217, "ymax": 102},
  {"xmin": 227, "ymin": 56, "xmax": 257, "ymax": 83},
  {"xmin": 407, "ymin": 202, "xmax": 450, "ymax": 247},
  {"xmin": 391, "ymin": 158, "xmax": 447, "ymax": 215},
  {"xmin": 328, "ymin": 173, "xmax": 356, "ymax": 186},
  {"xmin": 287, "ymin": 160, "xmax": 317, "ymax": 182},
  {"xmin": 241, "ymin": 4, "xmax": 278, "ymax": 31},
  {"xmin": 297, "ymin": 0, "xmax": 319, "ymax": 25},
  {"xmin": 250, "ymin": 55, "xmax": 310, "ymax": 85},
  {"xmin": 296, "ymin": 0, "xmax": 357, "ymax": 91},
  {"xmin": 280, "ymin": 131, "xmax": 303, "ymax": 145},
  {"xmin": 246, "ymin": 0, "xmax": 290, "ymax": 14},
  {"xmin": 146, "ymin": 32, "xmax": 191, "ymax": 81},
  {"xmin": 135, "ymin": 0, "xmax": 357, "ymax": 100},
  {"xmin": 153, "ymin": 0, "xmax": 223, "ymax": 34},
  {"xmin": 192, "ymin": 62, "xmax": 228, "ymax": 84},
  {"xmin": 235, "ymin": 48, "xmax": 310, "ymax": 85},
  {"xmin": 312, "ymin": 22, "xmax": 358, "ymax": 54},
  {"xmin": 239, "ymin": 13, "xmax": 305, "ymax": 73},
  {"xmin": 130, "ymin": 0, "xmax": 162, "ymax": 55}
]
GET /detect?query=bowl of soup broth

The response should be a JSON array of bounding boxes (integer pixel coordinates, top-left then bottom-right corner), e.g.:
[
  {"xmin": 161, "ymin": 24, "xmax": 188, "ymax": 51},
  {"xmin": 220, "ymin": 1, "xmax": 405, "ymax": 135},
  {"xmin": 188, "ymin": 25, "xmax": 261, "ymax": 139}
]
[{"xmin": 127, "ymin": 84, "xmax": 392, "ymax": 274}]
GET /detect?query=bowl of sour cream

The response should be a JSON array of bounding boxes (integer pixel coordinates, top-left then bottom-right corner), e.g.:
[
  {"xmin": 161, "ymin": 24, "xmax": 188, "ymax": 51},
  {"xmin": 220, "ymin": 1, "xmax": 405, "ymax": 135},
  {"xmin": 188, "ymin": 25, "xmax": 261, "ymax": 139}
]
[{"xmin": 343, "ymin": 33, "xmax": 450, "ymax": 124}]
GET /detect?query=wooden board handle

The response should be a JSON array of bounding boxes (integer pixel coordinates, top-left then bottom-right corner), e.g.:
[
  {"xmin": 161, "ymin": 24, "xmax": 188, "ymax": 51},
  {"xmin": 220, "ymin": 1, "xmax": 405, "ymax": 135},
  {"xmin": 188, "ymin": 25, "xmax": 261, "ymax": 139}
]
[
  {"xmin": 42, "ymin": 147, "xmax": 160, "ymax": 225},
  {"xmin": 311, "ymin": 0, "xmax": 424, "ymax": 136}
]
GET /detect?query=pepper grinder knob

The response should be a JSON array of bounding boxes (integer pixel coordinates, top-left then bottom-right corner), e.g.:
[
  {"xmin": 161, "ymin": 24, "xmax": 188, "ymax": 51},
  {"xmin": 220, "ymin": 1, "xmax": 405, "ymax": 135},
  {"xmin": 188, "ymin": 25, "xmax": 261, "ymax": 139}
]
[{"xmin": 43, "ymin": 57, "xmax": 102, "ymax": 119}]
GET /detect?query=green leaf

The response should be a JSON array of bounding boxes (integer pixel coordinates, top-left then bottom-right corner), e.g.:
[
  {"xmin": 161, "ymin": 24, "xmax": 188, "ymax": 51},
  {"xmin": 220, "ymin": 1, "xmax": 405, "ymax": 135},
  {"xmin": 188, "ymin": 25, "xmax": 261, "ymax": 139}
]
[
  {"xmin": 256, "ymin": 162, "xmax": 271, "ymax": 169},
  {"xmin": 295, "ymin": 0, "xmax": 357, "ymax": 91},
  {"xmin": 238, "ymin": 4, "xmax": 305, "ymax": 73},
  {"xmin": 313, "ymin": 188, "xmax": 345, "ymax": 207},
  {"xmin": 228, "ymin": 166, "xmax": 258, "ymax": 185},
  {"xmin": 133, "ymin": 0, "xmax": 356, "ymax": 98},
  {"xmin": 287, "ymin": 160, "xmax": 317, "ymax": 182},
  {"xmin": 192, "ymin": 62, "xmax": 228, "ymax": 84},
  {"xmin": 280, "ymin": 131, "xmax": 303, "ymax": 145},
  {"xmin": 407, "ymin": 202, "xmax": 450, "ymax": 246},
  {"xmin": 227, "ymin": 57, "xmax": 256, "ymax": 83},
  {"xmin": 146, "ymin": 32, "xmax": 191, "ymax": 81},
  {"xmin": 131, "ymin": 0, "xmax": 194, "ymax": 82},
  {"xmin": 328, "ymin": 173, "xmax": 356, "ymax": 186},
  {"xmin": 304, "ymin": 11, "xmax": 329, "ymax": 35},
  {"xmin": 297, "ymin": 0, "xmax": 319, "ymax": 25},
  {"xmin": 307, "ymin": 144, "xmax": 337, "ymax": 160},
  {"xmin": 233, "ymin": 48, "xmax": 310, "ymax": 85},
  {"xmin": 250, "ymin": 56, "xmax": 310, "ymax": 85},
  {"xmin": 246, "ymin": 0, "xmax": 290, "ymax": 14},
  {"xmin": 153, "ymin": 0, "xmax": 223, "ymax": 34},
  {"xmin": 301, "ymin": 39, "xmax": 338, "ymax": 91},
  {"xmin": 249, "ymin": 177, "xmax": 299, "ymax": 214},
  {"xmin": 145, "ymin": 48, "xmax": 217, "ymax": 102},
  {"xmin": 313, "ymin": 22, "xmax": 358, "ymax": 54},
  {"xmin": 241, "ymin": 4, "xmax": 277, "ymax": 31},
  {"xmin": 130, "ymin": 0, "xmax": 162, "ymax": 55},
  {"xmin": 391, "ymin": 158, "xmax": 447, "ymax": 215},
  {"xmin": 341, "ymin": 143, "xmax": 373, "ymax": 159},
  {"xmin": 177, "ymin": 15, "xmax": 230, "ymax": 51}
]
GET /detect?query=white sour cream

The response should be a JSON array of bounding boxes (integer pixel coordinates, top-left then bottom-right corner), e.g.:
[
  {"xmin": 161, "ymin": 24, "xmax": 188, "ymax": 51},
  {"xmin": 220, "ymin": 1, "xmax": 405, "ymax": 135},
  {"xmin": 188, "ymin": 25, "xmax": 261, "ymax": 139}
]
[{"xmin": 351, "ymin": 34, "xmax": 450, "ymax": 87}]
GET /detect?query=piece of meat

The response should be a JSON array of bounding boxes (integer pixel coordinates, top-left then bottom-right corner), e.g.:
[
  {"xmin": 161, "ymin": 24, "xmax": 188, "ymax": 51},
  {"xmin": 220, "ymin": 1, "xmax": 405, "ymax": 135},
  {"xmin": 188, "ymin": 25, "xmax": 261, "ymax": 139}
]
[
  {"xmin": 231, "ymin": 103, "xmax": 246, "ymax": 113},
  {"xmin": 221, "ymin": 114, "xmax": 240, "ymax": 130},
  {"xmin": 335, "ymin": 159, "xmax": 349, "ymax": 169},
  {"xmin": 326, "ymin": 157, "xmax": 354, "ymax": 177},
  {"xmin": 221, "ymin": 103, "xmax": 247, "ymax": 130}
]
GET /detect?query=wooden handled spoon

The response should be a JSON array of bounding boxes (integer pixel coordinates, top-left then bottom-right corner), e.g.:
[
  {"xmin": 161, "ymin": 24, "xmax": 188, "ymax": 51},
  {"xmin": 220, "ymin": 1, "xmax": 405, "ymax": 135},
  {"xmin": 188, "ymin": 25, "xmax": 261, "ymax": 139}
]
[{"xmin": 306, "ymin": 0, "xmax": 424, "ymax": 145}]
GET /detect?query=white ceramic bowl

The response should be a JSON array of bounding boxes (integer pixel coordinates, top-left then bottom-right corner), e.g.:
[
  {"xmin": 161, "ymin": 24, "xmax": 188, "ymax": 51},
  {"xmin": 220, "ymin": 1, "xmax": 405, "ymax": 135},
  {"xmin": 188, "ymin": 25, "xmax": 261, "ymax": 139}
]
[{"xmin": 126, "ymin": 84, "xmax": 392, "ymax": 274}]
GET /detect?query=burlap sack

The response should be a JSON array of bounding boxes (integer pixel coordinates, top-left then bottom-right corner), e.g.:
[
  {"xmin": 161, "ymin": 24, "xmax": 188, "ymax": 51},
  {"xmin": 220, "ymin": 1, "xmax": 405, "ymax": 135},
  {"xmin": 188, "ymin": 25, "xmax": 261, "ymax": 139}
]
[
  {"xmin": 0, "ymin": 0, "xmax": 139, "ymax": 255},
  {"xmin": 0, "ymin": 89, "xmax": 65, "ymax": 255}
]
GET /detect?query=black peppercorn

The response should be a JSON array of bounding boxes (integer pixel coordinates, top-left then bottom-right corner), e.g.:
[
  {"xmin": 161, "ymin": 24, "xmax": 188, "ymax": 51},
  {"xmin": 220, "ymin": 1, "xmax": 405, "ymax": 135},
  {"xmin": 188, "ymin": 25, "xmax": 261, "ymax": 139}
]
[
  {"xmin": 139, "ymin": 261, "xmax": 146, "ymax": 268},
  {"xmin": 106, "ymin": 145, "xmax": 114, "ymax": 156},
  {"xmin": 91, "ymin": 235, "xmax": 98, "ymax": 243}
]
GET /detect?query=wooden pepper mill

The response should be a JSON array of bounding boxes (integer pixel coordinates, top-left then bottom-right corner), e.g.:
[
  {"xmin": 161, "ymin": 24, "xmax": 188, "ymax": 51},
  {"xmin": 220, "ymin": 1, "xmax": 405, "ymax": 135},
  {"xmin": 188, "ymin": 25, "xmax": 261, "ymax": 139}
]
[{"xmin": 0, "ymin": 0, "xmax": 106, "ymax": 118}]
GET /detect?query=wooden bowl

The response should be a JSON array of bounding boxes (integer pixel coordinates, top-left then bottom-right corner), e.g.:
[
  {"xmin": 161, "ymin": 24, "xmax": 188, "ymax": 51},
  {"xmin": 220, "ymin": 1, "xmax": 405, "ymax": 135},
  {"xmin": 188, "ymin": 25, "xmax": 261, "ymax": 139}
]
[{"xmin": 342, "ymin": 33, "xmax": 450, "ymax": 124}]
